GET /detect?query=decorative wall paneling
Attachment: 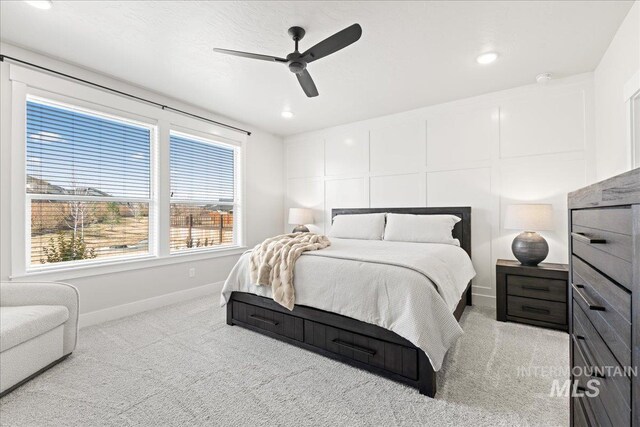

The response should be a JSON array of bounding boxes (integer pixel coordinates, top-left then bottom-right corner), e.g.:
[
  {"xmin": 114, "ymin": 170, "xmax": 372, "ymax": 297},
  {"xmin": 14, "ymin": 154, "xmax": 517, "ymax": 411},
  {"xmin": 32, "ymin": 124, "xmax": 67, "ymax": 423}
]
[{"xmin": 284, "ymin": 75, "xmax": 595, "ymax": 307}]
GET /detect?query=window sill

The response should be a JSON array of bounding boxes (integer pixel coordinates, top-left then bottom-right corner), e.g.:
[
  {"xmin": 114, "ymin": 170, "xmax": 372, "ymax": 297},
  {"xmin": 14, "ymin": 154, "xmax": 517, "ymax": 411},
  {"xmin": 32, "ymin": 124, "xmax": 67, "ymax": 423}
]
[{"xmin": 10, "ymin": 246, "xmax": 248, "ymax": 281}]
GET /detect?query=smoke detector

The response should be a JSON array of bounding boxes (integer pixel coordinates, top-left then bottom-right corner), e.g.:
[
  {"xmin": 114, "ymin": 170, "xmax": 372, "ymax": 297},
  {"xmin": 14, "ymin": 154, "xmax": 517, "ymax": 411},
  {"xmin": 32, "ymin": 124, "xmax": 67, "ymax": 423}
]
[{"xmin": 536, "ymin": 73, "xmax": 553, "ymax": 84}]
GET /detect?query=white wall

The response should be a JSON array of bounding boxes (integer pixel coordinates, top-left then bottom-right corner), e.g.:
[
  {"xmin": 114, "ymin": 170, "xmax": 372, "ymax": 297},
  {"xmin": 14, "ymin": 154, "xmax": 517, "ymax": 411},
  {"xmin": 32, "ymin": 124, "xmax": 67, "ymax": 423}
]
[
  {"xmin": 284, "ymin": 74, "xmax": 595, "ymax": 307},
  {"xmin": 594, "ymin": 1, "xmax": 640, "ymax": 180},
  {"xmin": 0, "ymin": 44, "xmax": 284, "ymax": 323}
]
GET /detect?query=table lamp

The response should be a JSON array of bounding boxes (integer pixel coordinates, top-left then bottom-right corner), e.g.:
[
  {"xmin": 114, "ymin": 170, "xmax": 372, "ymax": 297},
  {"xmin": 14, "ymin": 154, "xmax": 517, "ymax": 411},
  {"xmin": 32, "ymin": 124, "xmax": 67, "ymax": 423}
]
[
  {"xmin": 288, "ymin": 208, "xmax": 313, "ymax": 233},
  {"xmin": 504, "ymin": 204, "xmax": 553, "ymax": 266}
]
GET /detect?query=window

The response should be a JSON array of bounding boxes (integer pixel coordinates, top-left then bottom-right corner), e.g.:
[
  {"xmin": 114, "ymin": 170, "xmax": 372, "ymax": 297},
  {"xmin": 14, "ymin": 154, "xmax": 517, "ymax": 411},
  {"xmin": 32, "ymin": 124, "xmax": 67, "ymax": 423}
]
[
  {"xmin": 26, "ymin": 98, "xmax": 153, "ymax": 267},
  {"xmin": 10, "ymin": 64, "xmax": 246, "ymax": 276},
  {"xmin": 169, "ymin": 131, "xmax": 238, "ymax": 252}
]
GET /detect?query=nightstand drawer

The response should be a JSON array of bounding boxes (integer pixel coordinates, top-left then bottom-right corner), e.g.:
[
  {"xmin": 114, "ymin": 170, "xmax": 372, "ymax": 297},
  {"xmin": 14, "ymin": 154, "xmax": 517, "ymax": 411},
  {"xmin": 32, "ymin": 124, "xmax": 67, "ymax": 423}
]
[
  {"xmin": 507, "ymin": 295, "xmax": 566, "ymax": 325},
  {"xmin": 496, "ymin": 259, "xmax": 568, "ymax": 330},
  {"xmin": 507, "ymin": 275, "xmax": 566, "ymax": 302}
]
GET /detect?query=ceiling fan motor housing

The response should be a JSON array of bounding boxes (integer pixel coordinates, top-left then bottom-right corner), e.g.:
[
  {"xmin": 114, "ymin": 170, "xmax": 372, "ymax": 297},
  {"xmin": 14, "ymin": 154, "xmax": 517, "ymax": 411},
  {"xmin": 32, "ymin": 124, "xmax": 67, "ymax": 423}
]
[
  {"xmin": 287, "ymin": 27, "xmax": 307, "ymax": 74},
  {"xmin": 286, "ymin": 53, "xmax": 307, "ymax": 74},
  {"xmin": 288, "ymin": 62, "xmax": 307, "ymax": 74}
]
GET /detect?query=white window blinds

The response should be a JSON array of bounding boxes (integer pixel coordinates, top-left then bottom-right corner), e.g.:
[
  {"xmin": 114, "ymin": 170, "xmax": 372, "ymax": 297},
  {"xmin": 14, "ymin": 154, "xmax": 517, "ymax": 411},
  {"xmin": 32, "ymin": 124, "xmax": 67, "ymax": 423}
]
[
  {"xmin": 169, "ymin": 132, "xmax": 237, "ymax": 252},
  {"xmin": 26, "ymin": 98, "xmax": 153, "ymax": 266}
]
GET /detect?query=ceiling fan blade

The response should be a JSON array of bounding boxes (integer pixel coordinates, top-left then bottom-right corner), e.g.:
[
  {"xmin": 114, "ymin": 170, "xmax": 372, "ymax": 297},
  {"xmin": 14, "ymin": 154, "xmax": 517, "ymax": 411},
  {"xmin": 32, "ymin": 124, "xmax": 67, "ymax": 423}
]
[
  {"xmin": 213, "ymin": 48, "xmax": 287, "ymax": 63},
  {"xmin": 301, "ymin": 23, "xmax": 362, "ymax": 63},
  {"xmin": 296, "ymin": 69, "xmax": 319, "ymax": 97}
]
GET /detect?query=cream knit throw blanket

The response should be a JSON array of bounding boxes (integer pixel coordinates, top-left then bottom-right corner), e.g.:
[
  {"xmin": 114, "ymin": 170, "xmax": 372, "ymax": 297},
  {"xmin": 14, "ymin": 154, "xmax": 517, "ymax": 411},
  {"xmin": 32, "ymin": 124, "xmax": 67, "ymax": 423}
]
[{"xmin": 250, "ymin": 232, "xmax": 331, "ymax": 310}]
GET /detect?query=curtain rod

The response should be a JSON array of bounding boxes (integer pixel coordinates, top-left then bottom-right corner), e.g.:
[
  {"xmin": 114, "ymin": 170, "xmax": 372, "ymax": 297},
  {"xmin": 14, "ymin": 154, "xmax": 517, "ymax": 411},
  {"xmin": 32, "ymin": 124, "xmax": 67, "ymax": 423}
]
[{"xmin": 0, "ymin": 54, "xmax": 252, "ymax": 136}]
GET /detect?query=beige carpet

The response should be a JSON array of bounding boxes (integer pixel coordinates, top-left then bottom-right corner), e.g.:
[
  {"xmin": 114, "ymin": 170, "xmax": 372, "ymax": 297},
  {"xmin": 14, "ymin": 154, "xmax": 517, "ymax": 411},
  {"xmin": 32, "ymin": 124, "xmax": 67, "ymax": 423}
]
[{"xmin": 0, "ymin": 296, "xmax": 569, "ymax": 426}]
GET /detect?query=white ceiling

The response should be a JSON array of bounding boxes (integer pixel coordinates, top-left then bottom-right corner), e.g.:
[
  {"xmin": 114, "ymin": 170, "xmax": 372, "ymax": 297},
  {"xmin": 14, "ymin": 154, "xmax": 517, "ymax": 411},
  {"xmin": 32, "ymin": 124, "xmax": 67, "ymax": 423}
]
[{"xmin": 0, "ymin": 1, "xmax": 634, "ymax": 136}]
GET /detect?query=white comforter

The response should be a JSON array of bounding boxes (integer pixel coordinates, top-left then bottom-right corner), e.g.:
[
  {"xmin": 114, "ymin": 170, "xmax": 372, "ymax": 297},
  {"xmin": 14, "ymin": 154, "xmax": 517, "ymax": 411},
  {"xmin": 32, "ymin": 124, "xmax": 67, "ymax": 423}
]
[{"xmin": 220, "ymin": 238, "xmax": 476, "ymax": 370}]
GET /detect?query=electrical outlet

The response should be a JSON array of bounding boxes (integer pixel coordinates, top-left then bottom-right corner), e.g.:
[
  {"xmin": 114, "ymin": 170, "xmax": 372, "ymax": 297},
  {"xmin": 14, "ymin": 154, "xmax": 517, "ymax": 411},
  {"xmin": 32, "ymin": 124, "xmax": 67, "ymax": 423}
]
[{"xmin": 188, "ymin": 267, "xmax": 195, "ymax": 278}]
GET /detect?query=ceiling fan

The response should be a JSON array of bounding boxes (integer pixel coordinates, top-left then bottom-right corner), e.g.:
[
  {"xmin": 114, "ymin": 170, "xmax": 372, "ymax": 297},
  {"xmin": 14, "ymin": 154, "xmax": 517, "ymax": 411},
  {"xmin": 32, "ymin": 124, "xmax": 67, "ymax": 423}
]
[{"xmin": 213, "ymin": 24, "xmax": 362, "ymax": 98}]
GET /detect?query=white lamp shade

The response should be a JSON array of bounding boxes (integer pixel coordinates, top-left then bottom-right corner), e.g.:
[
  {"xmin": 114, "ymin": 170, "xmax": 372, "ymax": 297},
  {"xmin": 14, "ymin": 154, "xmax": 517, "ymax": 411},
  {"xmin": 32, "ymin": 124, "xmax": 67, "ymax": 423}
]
[
  {"xmin": 288, "ymin": 208, "xmax": 313, "ymax": 225},
  {"xmin": 504, "ymin": 204, "xmax": 554, "ymax": 231}
]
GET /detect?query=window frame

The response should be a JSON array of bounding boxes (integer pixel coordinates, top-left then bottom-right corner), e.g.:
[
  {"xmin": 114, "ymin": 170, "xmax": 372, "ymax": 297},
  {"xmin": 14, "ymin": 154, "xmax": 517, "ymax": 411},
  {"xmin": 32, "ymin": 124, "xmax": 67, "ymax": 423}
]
[
  {"xmin": 9, "ymin": 64, "xmax": 247, "ymax": 279},
  {"xmin": 168, "ymin": 128, "xmax": 242, "ymax": 254},
  {"xmin": 24, "ymin": 94, "xmax": 158, "ymax": 271}
]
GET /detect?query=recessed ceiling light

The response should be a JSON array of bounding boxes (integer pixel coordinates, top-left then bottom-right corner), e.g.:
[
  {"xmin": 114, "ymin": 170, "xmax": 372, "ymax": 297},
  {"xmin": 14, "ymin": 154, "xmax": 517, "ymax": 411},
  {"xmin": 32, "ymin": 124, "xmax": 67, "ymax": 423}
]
[
  {"xmin": 476, "ymin": 52, "xmax": 499, "ymax": 65},
  {"xmin": 24, "ymin": 0, "xmax": 53, "ymax": 9},
  {"xmin": 281, "ymin": 111, "xmax": 294, "ymax": 119}
]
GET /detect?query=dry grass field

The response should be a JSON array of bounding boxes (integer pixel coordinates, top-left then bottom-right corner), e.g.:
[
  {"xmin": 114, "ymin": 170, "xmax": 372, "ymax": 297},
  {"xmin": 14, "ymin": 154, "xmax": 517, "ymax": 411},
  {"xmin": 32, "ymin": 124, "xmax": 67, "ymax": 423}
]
[
  {"xmin": 31, "ymin": 217, "xmax": 150, "ymax": 265},
  {"xmin": 31, "ymin": 216, "xmax": 234, "ymax": 265}
]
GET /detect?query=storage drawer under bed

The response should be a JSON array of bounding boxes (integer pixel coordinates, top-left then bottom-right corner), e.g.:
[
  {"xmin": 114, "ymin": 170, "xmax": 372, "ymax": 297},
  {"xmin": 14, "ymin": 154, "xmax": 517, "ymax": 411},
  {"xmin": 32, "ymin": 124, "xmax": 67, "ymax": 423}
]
[
  {"xmin": 231, "ymin": 300, "xmax": 304, "ymax": 342},
  {"xmin": 230, "ymin": 298, "xmax": 420, "ymax": 382},
  {"xmin": 303, "ymin": 319, "xmax": 419, "ymax": 380}
]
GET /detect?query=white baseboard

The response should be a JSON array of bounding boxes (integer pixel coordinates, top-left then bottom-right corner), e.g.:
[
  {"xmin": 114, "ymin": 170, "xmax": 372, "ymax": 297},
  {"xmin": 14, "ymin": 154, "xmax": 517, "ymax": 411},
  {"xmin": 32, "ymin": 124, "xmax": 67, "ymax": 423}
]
[
  {"xmin": 79, "ymin": 283, "xmax": 494, "ymax": 328},
  {"xmin": 79, "ymin": 281, "xmax": 224, "ymax": 328},
  {"xmin": 471, "ymin": 293, "xmax": 496, "ymax": 308}
]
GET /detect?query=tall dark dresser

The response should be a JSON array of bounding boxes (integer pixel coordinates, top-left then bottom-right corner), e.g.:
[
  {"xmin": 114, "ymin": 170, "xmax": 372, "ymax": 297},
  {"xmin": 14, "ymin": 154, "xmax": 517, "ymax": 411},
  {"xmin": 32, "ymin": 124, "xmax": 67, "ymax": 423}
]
[{"xmin": 568, "ymin": 168, "xmax": 640, "ymax": 427}]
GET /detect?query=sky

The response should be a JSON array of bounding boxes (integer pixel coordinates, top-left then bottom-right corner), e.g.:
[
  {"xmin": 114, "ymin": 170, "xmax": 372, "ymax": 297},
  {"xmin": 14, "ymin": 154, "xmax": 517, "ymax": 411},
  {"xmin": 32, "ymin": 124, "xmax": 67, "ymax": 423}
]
[{"xmin": 26, "ymin": 100, "xmax": 235, "ymax": 201}]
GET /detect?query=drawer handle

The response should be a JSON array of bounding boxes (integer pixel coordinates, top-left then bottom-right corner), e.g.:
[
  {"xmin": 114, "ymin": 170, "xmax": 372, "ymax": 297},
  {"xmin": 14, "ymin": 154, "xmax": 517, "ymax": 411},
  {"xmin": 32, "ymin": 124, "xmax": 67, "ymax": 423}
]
[
  {"xmin": 572, "ymin": 335, "xmax": 606, "ymax": 379},
  {"xmin": 521, "ymin": 285, "xmax": 549, "ymax": 292},
  {"xmin": 571, "ymin": 232, "xmax": 606, "ymax": 244},
  {"xmin": 332, "ymin": 339, "xmax": 376, "ymax": 356},
  {"xmin": 249, "ymin": 314, "xmax": 279, "ymax": 326},
  {"xmin": 572, "ymin": 284, "xmax": 605, "ymax": 311},
  {"xmin": 521, "ymin": 305, "xmax": 550, "ymax": 315}
]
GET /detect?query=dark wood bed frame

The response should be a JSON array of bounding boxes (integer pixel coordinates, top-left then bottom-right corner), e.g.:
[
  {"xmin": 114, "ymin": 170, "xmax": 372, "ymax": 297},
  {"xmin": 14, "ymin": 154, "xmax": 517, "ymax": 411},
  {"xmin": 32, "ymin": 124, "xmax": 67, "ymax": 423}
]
[{"xmin": 226, "ymin": 207, "xmax": 472, "ymax": 397}]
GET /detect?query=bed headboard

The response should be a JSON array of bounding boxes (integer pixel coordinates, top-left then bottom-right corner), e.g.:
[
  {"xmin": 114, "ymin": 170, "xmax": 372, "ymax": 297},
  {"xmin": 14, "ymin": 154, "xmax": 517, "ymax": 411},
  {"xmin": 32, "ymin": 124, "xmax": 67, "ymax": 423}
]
[{"xmin": 331, "ymin": 207, "xmax": 472, "ymax": 259}]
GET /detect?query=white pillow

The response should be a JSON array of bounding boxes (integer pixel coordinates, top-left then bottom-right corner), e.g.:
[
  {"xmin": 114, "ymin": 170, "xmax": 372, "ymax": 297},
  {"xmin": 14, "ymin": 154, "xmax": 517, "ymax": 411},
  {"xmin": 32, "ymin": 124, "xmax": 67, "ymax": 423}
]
[
  {"xmin": 328, "ymin": 213, "xmax": 386, "ymax": 240},
  {"xmin": 383, "ymin": 214, "xmax": 461, "ymax": 245}
]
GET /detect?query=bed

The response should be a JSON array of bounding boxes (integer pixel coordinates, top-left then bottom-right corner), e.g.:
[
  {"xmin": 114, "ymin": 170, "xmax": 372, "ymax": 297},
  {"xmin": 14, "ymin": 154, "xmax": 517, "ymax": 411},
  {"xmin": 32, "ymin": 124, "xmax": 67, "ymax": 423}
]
[{"xmin": 221, "ymin": 207, "xmax": 473, "ymax": 397}]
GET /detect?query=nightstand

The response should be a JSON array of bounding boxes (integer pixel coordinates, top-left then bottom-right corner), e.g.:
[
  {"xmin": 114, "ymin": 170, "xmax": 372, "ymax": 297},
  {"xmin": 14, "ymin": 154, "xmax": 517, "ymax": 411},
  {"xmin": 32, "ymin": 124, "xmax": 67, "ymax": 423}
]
[{"xmin": 496, "ymin": 259, "xmax": 569, "ymax": 331}]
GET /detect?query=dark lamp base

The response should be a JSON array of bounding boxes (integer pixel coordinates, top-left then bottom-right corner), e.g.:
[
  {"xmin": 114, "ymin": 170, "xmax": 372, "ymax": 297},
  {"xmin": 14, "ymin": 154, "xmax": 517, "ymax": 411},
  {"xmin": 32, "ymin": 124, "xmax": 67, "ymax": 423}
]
[
  {"xmin": 512, "ymin": 231, "xmax": 549, "ymax": 266},
  {"xmin": 292, "ymin": 225, "xmax": 309, "ymax": 233}
]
